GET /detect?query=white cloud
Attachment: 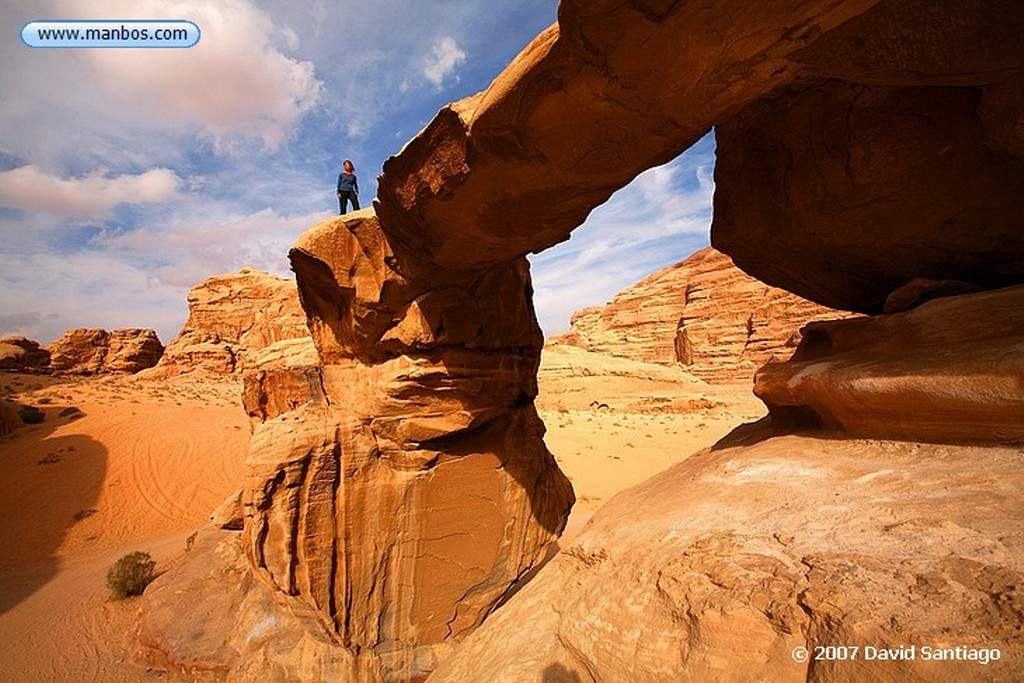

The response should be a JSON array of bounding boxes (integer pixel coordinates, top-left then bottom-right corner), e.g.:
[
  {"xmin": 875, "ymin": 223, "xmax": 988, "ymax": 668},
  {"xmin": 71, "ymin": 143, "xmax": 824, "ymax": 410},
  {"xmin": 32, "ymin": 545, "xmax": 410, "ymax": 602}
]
[
  {"xmin": 0, "ymin": 249, "xmax": 189, "ymax": 344},
  {"xmin": 96, "ymin": 207, "xmax": 325, "ymax": 287},
  {"xmin": 423, "ymin": 36, "xmax": 467, "ymax": 89},
  {"xmin": 0, "ymin": 165, "xmax": 180, "ymax": 218},
  {"xmin": 57, "ymin": 0, "xmax": 324, "ymax": 152}
]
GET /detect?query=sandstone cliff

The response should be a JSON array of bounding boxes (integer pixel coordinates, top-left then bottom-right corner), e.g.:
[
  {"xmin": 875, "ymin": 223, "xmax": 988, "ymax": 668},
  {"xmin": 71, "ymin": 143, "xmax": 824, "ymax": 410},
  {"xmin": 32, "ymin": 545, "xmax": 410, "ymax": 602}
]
[
  {"xmin": 551, "ymin": 247, "xmax": 856, "ymax": 383},
  {"xmin": 46, "ymin": 328, "xmax": 162, "ymax": 374},
  {"xmin": 148, "ymin": 268, "xmax": 309, "ymax": 377}
]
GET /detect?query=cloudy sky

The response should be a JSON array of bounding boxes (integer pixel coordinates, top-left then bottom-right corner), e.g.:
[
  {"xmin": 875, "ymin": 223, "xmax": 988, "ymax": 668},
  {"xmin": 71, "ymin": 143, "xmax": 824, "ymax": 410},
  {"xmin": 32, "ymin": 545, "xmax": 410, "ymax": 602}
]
[{"xmin": 0, "ymin": 0, "xmax": 714, "ymax": 344}]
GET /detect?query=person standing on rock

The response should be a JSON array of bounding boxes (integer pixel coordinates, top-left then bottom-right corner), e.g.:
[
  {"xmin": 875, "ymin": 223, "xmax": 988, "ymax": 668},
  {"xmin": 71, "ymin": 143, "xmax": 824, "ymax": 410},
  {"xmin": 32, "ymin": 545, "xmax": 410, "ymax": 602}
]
[{"xmin": 337, "ymin": 159, "xmax": 360, "ymax": 214}]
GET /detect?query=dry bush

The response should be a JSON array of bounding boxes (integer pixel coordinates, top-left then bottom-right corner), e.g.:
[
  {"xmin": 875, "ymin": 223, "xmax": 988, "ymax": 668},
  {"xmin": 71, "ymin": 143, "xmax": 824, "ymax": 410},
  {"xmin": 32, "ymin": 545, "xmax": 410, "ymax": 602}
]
[{"xmin": 106, "ymin": 551, "xmax": 156, "ymax": 599}]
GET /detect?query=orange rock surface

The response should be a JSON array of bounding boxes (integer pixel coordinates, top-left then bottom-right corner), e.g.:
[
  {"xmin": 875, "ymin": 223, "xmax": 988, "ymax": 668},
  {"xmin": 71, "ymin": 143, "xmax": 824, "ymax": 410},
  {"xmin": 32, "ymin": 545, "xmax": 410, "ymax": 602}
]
[
  {"xmin": 46, "ymin": 328, "xmax": 162, "ymax": 374},
  {"xmin": 431, "ymin": 433, "xmax": 1024, "ymax": 682},
  {"xmin": 755, "ymin": 285, "xmax": 1024, "ymax": 443},
  {"xmin": 148, "ymin": 268, "xmax": 308, "ymax": 378}
]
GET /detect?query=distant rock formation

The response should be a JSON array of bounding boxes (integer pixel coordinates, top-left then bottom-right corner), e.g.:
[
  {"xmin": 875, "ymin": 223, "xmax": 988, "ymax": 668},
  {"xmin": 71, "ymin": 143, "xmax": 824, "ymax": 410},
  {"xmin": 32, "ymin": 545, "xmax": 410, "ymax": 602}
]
[
  {"xmin": 0, "ymin": 336, "xmax": 50, "ymax": 371},
  {"xmin": 756, "ymin": 285, "xmax": 1024, "ymax": 444},
  {"xmin": 46, "ymin": 328, "xmax": 162, "ymax": 374},
  {"xmin": 431, "ymin": 434, "xmax": 1024, "ymax": 681},
  {"xmin": 551, "ymin": 247, "xmax": 856, "ymax": 383},
  {"xmin": 148, "ymin": 268, "xmax": 309, "ymax": 378}
]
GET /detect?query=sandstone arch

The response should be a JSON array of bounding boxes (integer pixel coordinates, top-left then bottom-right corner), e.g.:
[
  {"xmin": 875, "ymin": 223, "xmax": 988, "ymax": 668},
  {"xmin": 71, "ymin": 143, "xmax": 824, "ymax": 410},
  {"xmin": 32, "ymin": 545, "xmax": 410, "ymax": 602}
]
[{"xmin": 144, "ymin": 1, "xmax": 1024, "ymax": 679}]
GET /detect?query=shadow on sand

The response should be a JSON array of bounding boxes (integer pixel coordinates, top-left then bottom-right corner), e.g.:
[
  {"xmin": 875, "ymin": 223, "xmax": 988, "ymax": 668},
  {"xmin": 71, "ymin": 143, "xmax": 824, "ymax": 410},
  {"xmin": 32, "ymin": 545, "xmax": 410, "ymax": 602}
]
[{"xmin": 0, "ymin": 405, "xmax": 106, "ymax": 614}]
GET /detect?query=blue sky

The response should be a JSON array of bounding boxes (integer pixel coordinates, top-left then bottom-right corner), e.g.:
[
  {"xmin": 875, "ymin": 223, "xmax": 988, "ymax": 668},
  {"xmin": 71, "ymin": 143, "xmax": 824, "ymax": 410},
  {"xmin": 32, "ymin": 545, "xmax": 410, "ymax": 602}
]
[{"xmin": 0, "ymin": 0, "xmax": 714, "ymax": 344}]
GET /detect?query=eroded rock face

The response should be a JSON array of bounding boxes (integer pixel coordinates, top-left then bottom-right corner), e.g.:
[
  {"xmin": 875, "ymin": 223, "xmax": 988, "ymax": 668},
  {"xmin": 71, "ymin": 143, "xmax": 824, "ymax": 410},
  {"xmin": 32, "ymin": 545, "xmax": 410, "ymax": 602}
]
[
  {"xmin": 431, "ymin": 434, "xmax": 1024, "ymax": 682},
  {"xmin": 712, "ymin": 1, "xmax": 1024, "ymax": 312},
  {"xmin": 755, "ymin": 285, "xmax": 1024, "ymax": 444},
  {"xmin": 236, "ymin": 211, "xmax": 573, "ymax": 678},
  {"xmin": 0, "ymin": 336, "xmax": 50, "ymax": 371},
  {"xmin": 149, "ymin": 268, "xmax": 308, "ymax": 378},
  {"xmin": 551, "ymin": 247, "xmax": 855, "ymax": 383},
  {"xmin": 45, "ymin": 328, "xmax": 162, "ymax": 374}
]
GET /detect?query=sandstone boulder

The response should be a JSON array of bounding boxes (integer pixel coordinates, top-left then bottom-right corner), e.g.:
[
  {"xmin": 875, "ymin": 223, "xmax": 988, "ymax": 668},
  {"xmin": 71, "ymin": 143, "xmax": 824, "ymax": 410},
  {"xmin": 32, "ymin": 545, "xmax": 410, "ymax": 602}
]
[
  {"xmin": 552, "ymin": 247, "xmax": 855, "ymax": 383},
  {"xmin": 755, "ymin": 285, "xmax": 1024, "ymax": 444},
  {"xmin": 0, "ymin": 336, "xmax": 50, "ymax": 371},
  {"xmin": 45, "ymin": 328, "xmax": 162, "ymax": 374},
  {"xmin": 431, "ymin": 433, "xmax": 1024, "ymax": 682},
  {"xmin": 149, "ymin": 268, "xmax": 309, "ymax": 378}
]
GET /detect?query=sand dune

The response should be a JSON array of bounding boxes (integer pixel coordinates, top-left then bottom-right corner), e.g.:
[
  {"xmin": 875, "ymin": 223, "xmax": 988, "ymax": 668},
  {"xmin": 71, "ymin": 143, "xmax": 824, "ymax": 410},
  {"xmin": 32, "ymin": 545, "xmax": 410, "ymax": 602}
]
[{"xmin": 0, "ymin": 374, "xmax": 248, "ymax": 682}]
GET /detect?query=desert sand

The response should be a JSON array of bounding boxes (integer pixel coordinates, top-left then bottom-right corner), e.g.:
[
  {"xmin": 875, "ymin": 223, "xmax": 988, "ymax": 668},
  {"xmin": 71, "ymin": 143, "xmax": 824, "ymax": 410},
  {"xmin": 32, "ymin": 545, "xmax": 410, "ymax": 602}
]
[{"xmin": 0, "ymin": 346, "xmax": 764, "ymax": 681}]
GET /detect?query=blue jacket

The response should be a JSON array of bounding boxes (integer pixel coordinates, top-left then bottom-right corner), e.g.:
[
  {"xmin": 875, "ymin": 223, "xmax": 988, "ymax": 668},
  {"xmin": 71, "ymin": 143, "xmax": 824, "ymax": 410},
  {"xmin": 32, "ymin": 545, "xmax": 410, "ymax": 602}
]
[{"xmin": 337, "ymin": 171, "xmax": 359, "ymax": 195}]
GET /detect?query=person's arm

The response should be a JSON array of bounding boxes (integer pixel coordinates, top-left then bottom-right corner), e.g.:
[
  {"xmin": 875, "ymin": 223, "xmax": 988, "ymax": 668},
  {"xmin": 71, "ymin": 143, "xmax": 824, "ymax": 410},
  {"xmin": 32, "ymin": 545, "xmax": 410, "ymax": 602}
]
[{"xmin": 354, "ymin": 175, "xmax": 359, "ymax": 196}]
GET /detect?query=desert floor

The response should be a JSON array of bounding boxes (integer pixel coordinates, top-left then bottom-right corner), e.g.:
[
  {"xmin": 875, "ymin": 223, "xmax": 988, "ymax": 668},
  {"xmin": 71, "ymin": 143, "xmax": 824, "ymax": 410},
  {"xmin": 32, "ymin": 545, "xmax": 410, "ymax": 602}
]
[{"xmin": 0, "ymin": 346, "xmax": 765, "ymax": 681}]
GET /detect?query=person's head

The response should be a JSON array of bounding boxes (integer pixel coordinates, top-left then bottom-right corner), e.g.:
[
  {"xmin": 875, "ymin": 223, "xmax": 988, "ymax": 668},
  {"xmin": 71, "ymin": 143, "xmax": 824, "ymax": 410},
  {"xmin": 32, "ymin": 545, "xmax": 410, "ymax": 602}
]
[{"xmin": 343, "ymin": 159, "xmax": 354, "ymax": 173}]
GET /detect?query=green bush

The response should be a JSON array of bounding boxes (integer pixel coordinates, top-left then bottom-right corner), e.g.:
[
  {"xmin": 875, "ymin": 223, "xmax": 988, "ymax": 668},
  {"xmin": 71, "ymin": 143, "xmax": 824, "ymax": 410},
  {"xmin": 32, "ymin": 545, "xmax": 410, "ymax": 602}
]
[
  {"xmin": 106, "ymin": 551, "xmax": 156, "ymax": 599},
  {"xmin": 18, "ymin": 405, "xmax": 44, "ymax": 424}
]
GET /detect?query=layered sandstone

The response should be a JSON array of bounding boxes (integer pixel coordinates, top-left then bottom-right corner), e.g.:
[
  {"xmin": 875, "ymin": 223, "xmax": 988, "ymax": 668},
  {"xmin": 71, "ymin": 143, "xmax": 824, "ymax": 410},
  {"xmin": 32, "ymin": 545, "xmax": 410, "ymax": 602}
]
[
  {"xmin": 755, "ymin": 285, "xmax": 1024, "ymax": 444},
  {"xmin": 46, "ymin": 328, "xmax": 162, "ymax": 374},
  {"xmin": 432, "ymin": 434, "xmax": 1024, "ymax": 682},
  {"xmin": 149, "ymin": 268, "xmax": 308, "ymax": 378},
  {"xmin": 240, "ymin": 211, "xmax": 572, "ymax": 678},
  {"xmin": 0, "ymin": 336, "xmax": 50, "ymax": 371},
  {"xmin": 552, "ymin": 247, "xmax": 855, "ymax": 383}
]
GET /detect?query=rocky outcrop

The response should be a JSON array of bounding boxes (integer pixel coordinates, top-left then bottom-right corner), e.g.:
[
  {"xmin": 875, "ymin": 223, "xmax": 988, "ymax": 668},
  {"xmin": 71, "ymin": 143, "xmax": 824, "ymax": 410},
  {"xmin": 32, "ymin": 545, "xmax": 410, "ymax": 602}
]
[
  {"xmin": 142, "ymin": 212, "xmax": 575, "ymax": 680},
  {"xmin": 551, "ymin": 247, "xmax": 855, "ymax": 383},
  {"xmin": 148, "ymin": 268, "xmax": 309, "ymax": 377},
  {"xmin": 755, "ymin": 285, "xmax": 1024, "ymax": 444},
  {"xmin": 45, "ymin": 328, "xmax": 162, "ymax": 374},
  {"xmin": 712, "ymin": 1, "xmax": 1024, "ymax": 312},
  {"xmin": 0, "ymin": 336, "xmax": 50, "ymax": 371},
  {"xmin": 431, "ymin": 433, "xmax": 1024, "ymax": 682}
]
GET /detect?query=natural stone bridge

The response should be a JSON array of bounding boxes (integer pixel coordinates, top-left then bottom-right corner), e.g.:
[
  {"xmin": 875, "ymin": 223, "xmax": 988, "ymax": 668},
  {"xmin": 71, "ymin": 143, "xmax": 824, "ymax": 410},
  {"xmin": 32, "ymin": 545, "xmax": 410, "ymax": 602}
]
[{"xmin": 140, "ymin": 1, "xmax": 1024, "ymax": 680}]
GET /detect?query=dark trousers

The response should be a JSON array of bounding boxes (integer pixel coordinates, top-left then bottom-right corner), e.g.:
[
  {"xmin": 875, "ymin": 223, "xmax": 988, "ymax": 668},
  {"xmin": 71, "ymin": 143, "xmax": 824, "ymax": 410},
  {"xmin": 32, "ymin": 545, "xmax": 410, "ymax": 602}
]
[{"xmin": 338, "ymin": 191, "xmax": 360, "ymax": 214}]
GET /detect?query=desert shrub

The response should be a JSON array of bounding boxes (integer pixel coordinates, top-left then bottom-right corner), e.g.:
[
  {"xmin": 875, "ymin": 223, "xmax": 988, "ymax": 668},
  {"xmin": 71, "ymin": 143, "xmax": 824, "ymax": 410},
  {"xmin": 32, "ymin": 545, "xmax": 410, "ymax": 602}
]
[
  {"xmin": 106, "ymin": 551, "xmax": 156, "ymax": 599},
  {"xmin": 18, "ymin": 405, "xmax": 44, "ymax": 424}
]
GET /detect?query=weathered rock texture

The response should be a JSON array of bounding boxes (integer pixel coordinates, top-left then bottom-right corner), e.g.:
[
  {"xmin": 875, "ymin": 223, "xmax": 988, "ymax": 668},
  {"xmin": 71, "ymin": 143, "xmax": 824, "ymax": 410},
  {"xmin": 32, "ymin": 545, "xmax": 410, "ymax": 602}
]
[
  {"xmin": 712, "ymin": 2, "xmax": 1024, "ymax": 312},
  {"xmin": 551, "ymin": 247, "xmax": 856, "ymax": 383},
  {"xmin": 45, "ymin": 328, "xmax": 162, "ymax": 374},
  {"xmin": 148, "ymin": 268, "xmax": 308, "ymax": 378},
  {"xmin": 195, "ymin": 210, "xmax": 573, "ymax": 680},
  {"xmin": 432, "ymin": 434, "xmax": 1024, "ymax": 682},
  {"xmin": 138, "ymin": 227, "xmax": 571, "ymax": 677},
  {"xmin": 0, "ymin": 336, "xmax": 50, "ymax": 371},
  {"xmin": 756, "ymin": 285, "xmax": 1024, "ymax": 444}
]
